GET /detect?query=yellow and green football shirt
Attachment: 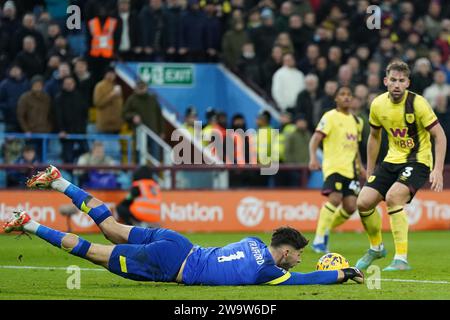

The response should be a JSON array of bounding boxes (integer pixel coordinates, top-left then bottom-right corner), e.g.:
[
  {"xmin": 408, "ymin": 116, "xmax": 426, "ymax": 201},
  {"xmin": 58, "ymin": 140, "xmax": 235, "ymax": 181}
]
[
  {"xmin": 369, "ymin": 91, "xmax": 438, "ymax": 168},
  {"xmin": 316, "ymin": 109, "xmax": 362, "ymax": 179}
]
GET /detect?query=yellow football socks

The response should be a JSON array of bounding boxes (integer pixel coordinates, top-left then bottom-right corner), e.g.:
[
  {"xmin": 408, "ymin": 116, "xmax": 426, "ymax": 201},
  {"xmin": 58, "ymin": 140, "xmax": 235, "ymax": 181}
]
[
  {"xmin": 314, "ymin": 202, "xmax": 336, "ymax": 243},
  {"xmin": 388, "ymin": 206, "xmax": 408, "ymax": 261},
  {"xmin": 331, "ymin": 207, "xmax": 351, "ymax": 229},
  {"xmin": 359, "ymin": 208, "xmax": 383, "ymax": 249}
]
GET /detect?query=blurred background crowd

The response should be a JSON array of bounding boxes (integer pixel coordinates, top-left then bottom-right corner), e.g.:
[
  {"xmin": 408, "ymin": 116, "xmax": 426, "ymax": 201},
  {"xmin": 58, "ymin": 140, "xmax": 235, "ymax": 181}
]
[{"xmin": 0, "ymin": 0, "xmax": 450, "ymax": 188}]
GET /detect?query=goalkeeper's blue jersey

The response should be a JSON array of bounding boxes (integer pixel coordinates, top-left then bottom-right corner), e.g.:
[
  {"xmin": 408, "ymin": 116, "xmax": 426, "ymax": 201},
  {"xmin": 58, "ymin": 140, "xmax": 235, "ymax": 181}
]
[{"xmin": 182, "ymin": 237, "xmax": 289, "ymax": 285}]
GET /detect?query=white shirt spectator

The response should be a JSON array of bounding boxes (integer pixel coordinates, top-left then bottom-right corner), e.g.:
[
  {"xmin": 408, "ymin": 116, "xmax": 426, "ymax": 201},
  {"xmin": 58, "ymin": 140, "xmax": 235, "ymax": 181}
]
[
  {"xmin": 423, "ymin": 70, "xmax": 450, "ymax": 109},
  {"xmin": 271, "ymin": 55, "xmax": 305, "ymax": 111}
]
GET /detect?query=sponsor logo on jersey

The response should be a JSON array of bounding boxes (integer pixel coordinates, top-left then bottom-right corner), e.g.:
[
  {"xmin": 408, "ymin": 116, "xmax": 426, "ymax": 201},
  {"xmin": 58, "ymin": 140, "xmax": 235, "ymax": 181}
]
[{"xmin": 389, "ymin": 128, "xmax": 408, "ymax": 138}]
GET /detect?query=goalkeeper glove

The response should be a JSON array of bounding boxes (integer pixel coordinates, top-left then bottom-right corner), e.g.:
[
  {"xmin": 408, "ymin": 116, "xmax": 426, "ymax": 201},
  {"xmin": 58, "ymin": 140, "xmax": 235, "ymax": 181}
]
[{"xmin": 341, "ymin": 267, "xmax": 364, "ymax": 284}]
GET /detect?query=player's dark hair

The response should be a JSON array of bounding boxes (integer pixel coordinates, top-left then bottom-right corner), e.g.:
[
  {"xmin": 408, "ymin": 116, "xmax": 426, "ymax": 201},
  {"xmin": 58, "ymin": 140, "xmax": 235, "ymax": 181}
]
[
  {"xmin": 270, "ymin": 227, "xmax": 309, "ymax": 250},
  {"xmin": 386, "ymin": 60, "xmax": 410, "ymax": 78},
  {"xmin": 334, "ymin": 85, "xmax": 353, "ymax": 99}
]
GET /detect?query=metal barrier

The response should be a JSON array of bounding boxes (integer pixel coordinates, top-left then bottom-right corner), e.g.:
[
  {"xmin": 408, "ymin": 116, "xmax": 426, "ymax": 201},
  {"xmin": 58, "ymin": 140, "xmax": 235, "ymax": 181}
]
[
  {"xmin": 1, "ymin": 163, "xmax": 448, "ymax": 190},
  {"xmin": 0, "ymin": 133, "xmax": 134, "ymax": 164}
]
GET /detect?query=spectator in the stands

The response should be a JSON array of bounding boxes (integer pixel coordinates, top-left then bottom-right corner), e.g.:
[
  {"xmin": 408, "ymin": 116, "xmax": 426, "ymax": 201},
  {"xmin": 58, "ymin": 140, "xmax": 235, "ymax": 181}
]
[
  {"xmin": 221, "ymin": 17, "xmax": 249, "ymax": 69},
  {"xmin": 262, "ymin": 45, "xmax": 283, "ymax": 95},
  {"xmin": 355, "ymin": 45, "xmax": 370, "ymax": 71},
  {"xmin": 334, "ymin": 26, "xmax": 352, "ymax": 61},
  {"xmin": 179, "ymin": 0, "xmax": 208, "ymax": 62},
  {"xmin": 54, "ymin": 76, "xmax": 89, "ymax": 163},
  {"xmin": 288, "ymin": 14, "xmax": 311, "ymax": 61},
  {"xmin": 47, "ymin": 35, "xmax": 74, "ymax": 62},
  {"xmin": 272, "ymin": 52, "xmax": 305, "ymax": 113},
  {"xmin": 347, "ymin": 56, "xmax": 365, "ymax": 85},
  {"xmin": 237, "ymin": 42, "xmax": 262, "ymax": 87},
  {"xmin": 410, "ymin": 57, "xmax": 434, "ymax": 95},
  {"xmin": 275, "ymin": 1, "xmax": 293, "ymax": 33},
  {"xmin": 44, "ymin": 61, "xmax": 71, "ymax": 99},
  {"xmin": 434, "ymin": 94, "xmax": 450, "ymax": 163},
  {"xmin": 337, "ymin": 64, "xmax": 354, "ymax": 87},
  {"xmin": 139, "ymin": 0, "xmax": 169, "ymax": 61},
  {"xmin": 35, "ymin": 11, "xmax": 51, "ymax": 42},
  {"xmin": 424, "ymin": 0, "xmax": 442, "ymax": 40},
  {"xmin": 294, "ymin": 73, "xmax": 322, "ymax": 133},
  {"xmin": 423, "ymin": 70, "xmax": 450, "ymax": 109},
  {"xmin": 319, "ymin": 79, "xmax": 338, "ymax": 115},
  {"xmin": 46, "ymin": 21, "xmax": 62, "ymax": 48},
  {"xmin": 0, "ymin": 64, "xmax": 30, "ymax": 132},
  {"xmin": 366, "ymin": 73, "xmax": 382, "ymax": 94},
  {"xmin": 372, "ymin": 37, "xmax": 396, "ymax": 70},
  {"xmin": 165, "ymin": 0, "xmax": 182, "ymax": 62},
  {"xmin": 274, "ymin": 32, "xmax": 294, "ymax": 55},
  {"xmin": 114, "ymin": 0, "xmax": 141, "ymax": 61},
  {"xmin": 284, "ymin": 114, "xmax": 311, "ymax": 186},
  {"xmin": 14, "ymin": 36, "xmax": 45, "ymax": 79},
  {"xmin": 93, "ymin": 67, "xmax": 124, "ymax": 134},
  {"xmin": 86, "ymin": 6, "xmax": 119, "ymax": 82},
  {"xmin": 0, "ymin": 1, "xmax": 20, "ymax": 74},
  {"xmin": 298, "ymin": 43, "xmax": 319, "ymax": 74},
  {"xmin": 250, "ymin": 7, "xmax": 277, "ymax": 62},
  {"xmin": 204, "ymin": 0, "xmax": 222, "ymax": 63},
  {"xmin": 75, "ymin": 141, "xmax": 118, "ymax": 188},
  {"xmin": 17, "ymin": 74, "xmax": 52, "ymax": 135},
  {"xmin": 123, "ymin": 79, "xmax": 165, "ymax": 160},
  {"xmin": 327, "ymin": 46, "xmax": 342, "ymax": 79},
  {"xmin": 11, "ymin": 13, "xmax": 47, "ymax": 61},
  {"xmin": 73, "ymin": 57, "xmax": 96, "ymax": 110},
  {"xmin": 7, "ymin": 144, "xmax": 39, "ymax": 187},
  {"xmin": 314, "ymin": 56, "xmax": 332, "ymax": 89},
  {"xmin": 43, "ymin": 54, "xmax": 61, "ymax": 80}
]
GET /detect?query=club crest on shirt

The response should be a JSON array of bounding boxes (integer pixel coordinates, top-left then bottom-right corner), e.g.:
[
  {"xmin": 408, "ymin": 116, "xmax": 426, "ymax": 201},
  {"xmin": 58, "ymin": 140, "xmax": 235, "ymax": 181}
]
[
  {"xmin": 335, "ymin": 182, "xmax": 342, "ymax": 190},
  {"xmin": 405, "ymin": 113, "xmax": 415, "ymax": 124}
]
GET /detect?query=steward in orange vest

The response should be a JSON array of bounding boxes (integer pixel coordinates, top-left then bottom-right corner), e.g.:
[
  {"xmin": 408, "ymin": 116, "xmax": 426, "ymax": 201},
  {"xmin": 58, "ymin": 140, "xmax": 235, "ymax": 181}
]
[
  {"xmin": 88, "ymin": 16, "xmax": 118, "ymax": 58},
  {"xmin": 129, "ymin": 179, "xmax": 161, "ymax": 224}
]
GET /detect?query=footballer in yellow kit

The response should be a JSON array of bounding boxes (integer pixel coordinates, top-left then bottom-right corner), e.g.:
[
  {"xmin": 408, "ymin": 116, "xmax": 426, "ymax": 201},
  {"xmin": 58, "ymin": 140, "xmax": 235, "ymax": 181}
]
[
  {"xmin": 309, "ymin": 86, "xmax": 365, "ymax": 253},
  {"xmin": 355, "ymin": 60, "xmax": 447, "ymax": 271}
]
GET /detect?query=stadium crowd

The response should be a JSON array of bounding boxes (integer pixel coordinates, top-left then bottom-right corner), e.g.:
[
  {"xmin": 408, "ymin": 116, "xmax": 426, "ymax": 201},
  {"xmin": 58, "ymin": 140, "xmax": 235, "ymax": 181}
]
[{"xmin": 0, "ymin": 0, "xmax": 450, "ymax": 188}]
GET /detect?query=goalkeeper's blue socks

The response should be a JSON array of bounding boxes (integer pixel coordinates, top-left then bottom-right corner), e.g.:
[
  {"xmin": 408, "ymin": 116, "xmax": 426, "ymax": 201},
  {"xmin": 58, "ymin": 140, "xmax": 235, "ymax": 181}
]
[
  {"xmin": 23, "ymin": 221, "xmax": 91, "ymax": 258},
  {"xmin": 51, "ymin": 178, "xmax": 111, "ymax": 225}
]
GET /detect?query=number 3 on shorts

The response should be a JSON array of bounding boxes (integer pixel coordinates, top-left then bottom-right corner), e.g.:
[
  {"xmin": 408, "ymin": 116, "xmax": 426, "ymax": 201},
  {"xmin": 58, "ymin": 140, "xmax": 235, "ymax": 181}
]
[{"xmin": 402, "ymin": 166, "xmax": 413, "ymax": 177}]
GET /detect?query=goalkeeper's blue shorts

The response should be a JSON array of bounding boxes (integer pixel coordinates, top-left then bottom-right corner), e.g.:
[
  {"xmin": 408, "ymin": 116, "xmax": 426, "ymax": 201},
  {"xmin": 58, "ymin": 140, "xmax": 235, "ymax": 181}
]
[{"xmin": 108, "ymin": 227, "xmax": 193, "ymax": 282}]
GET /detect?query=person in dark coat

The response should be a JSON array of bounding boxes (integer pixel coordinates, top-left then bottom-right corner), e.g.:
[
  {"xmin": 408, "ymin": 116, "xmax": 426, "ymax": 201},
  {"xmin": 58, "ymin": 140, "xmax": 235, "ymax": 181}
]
[
  {"xmin": 0, "ymin": 64, "xmax": 30, "ymax": 132},
  {"xmin": 44, "ymin": 62, "xmax": 72, "ymax": 99},
  {"xmin": 138, "ymin": 0, "xmax": 170, "ymax": 61},
  {"xmin": 123, "ymin": 80, "xmax": 165, "ymax": 161},
  {"xmin": 165, "ymin": 0, "xmax": 182, "ymax": 62},
  {"xmin": 114, "ymin": 0, "xmax": 141, "ymax": 61},
  {"xmin": 54, "ymin": 76, "xmax": 89, "ymax": 163},
  {"xmin": 14, "ymin": 36, "xmax": 45, "ymax": 79},
  {"xmin": 10, "ymin": 13, "xmax": 47, "ymax": 62},
  {"xmin": 179, "ymin": 0, "xmax": 208, "ymax": 62},
  {"xmin": 250, "ymin": 8, "xmax": 278, "ymax": 62},
  {"xmin": 236, "ymin": 42, "xmax": 262, "ymax": 87},
  {"xmin": 204, "ymin": 0, "xmax": 222, "ymax": 62}
]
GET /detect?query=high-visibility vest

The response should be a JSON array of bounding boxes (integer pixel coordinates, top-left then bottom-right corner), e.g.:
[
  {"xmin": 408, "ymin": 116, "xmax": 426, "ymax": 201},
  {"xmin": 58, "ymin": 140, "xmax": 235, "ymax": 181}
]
[
  {"xmin": 279, "ymin": 123, "xmax": 296, "ymax": 162},
  {"xmin": 129, "ymin": 179, "xmax": 161, "ymax": 223},
  {"xmin": 226, "ymin": 131, "xmax": 257, "ymax": 165},
  {"xmin": 88, "ymin": 17, "xmax": 117, "ymax": 58}
]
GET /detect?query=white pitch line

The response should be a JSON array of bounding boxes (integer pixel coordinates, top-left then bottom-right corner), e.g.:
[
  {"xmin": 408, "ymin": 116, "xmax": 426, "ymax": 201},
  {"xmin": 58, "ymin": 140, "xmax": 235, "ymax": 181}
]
[
  {"xmin": 0, "ymin": 265, "xmax": 106, "ymax": 272},
  {"xmin": 380, "ymin": 278, "xmax": 450, "ymax": 284},
  {"xmin": 1, "ymin": 266, "xmax": 450, "ymax": 285}
]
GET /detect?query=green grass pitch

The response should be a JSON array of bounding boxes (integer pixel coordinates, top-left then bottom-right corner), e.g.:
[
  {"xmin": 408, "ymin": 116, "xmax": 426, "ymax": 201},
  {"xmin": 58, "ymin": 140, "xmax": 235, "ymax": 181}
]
[{"xmin": 1, "ymin": 231, "xmax": 449, "ymax": 300}]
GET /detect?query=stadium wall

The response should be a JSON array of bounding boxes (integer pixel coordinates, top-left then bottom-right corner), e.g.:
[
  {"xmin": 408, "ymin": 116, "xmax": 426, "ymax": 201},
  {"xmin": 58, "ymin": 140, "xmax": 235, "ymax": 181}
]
[{"xmin": 1, "ymin": 190, "xmax": 450, "ymax": 233}]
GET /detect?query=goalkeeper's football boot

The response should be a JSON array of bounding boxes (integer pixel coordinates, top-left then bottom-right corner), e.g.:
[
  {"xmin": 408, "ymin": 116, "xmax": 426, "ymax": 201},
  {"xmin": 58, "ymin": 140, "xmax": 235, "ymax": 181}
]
[
  {"xmin": 355, "ymin": 247, "xmax": 387, "ymax": 269},
  {"xmin": 2, "ymin": 211, "xmax": 31, "ymax": 233},
  {"xmin": 26, "ymin": 165, "xmax": 61, "ymax": 189},
  {"xmin": 383, "ymin": 259, "xmax": 412, "ymax": 271}
]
